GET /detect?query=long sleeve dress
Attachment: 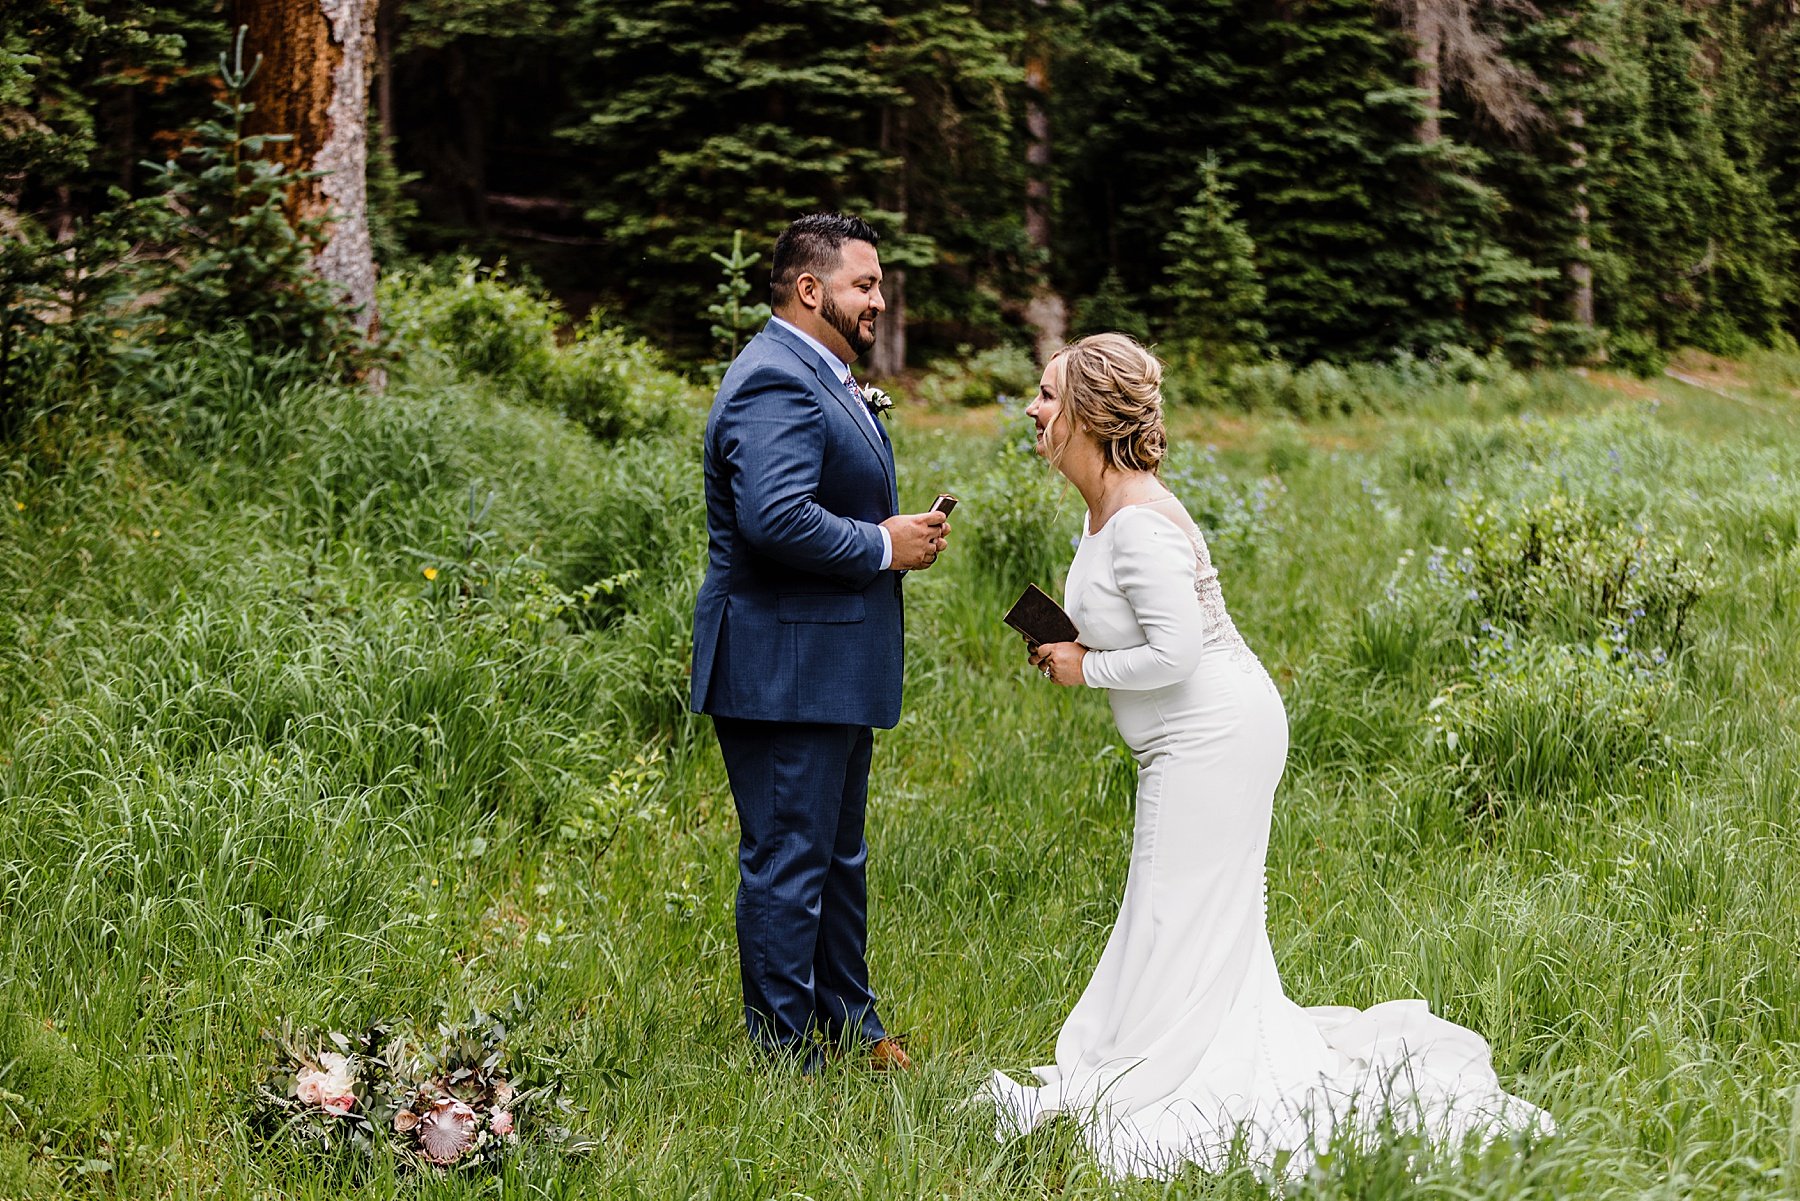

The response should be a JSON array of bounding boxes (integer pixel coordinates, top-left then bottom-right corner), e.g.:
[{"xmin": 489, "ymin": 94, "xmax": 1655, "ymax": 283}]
[{"xmin": 986, "ymin": 498, "xmax": 1553, "ymax": 1179}]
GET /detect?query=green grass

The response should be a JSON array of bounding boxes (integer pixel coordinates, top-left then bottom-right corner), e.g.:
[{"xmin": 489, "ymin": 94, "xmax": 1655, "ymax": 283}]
[{"xmin": 4, "ymin": 333, "xmax": 1800, "ymax": 1198}]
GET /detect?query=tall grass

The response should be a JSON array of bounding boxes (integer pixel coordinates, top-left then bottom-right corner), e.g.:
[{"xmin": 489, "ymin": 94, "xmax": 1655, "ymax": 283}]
[{"xmin": 3, "ymin": 333, "xmax": 1800, "ymax": 1198}]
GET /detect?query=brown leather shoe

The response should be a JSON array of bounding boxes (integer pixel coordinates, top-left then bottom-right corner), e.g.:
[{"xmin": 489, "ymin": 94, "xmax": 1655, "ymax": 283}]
[{"xmin": 868, "ymin": 1037, "xmax": 914, "ymax": 1071}]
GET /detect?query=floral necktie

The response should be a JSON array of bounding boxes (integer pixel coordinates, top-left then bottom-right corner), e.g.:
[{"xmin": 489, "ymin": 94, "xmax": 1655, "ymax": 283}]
[
  {"xmin": 843, "ymin": 371, "xmax": 868, "ymax": 410},
  {"xmin": 843, "ymin": 371, "xmax": 889, "ymax": 446}
]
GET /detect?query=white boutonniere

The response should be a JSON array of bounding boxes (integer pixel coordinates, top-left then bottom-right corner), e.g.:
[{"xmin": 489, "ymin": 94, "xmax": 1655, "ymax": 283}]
[{"xmin": 862, "ymin": 385, "xmax": 894, "ymax": 417}]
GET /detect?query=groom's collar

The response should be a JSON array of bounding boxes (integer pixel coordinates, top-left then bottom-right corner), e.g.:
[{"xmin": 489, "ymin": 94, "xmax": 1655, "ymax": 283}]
[{"xmin": 769, "ymin": 315, "xmax": 852, "ymax": 383}]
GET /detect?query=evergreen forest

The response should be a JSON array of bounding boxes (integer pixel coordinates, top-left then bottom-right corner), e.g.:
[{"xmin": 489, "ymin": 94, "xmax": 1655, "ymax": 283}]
[{"xmin": 7, "ymin": 0, "xmax": 1799, "ymax": 376}]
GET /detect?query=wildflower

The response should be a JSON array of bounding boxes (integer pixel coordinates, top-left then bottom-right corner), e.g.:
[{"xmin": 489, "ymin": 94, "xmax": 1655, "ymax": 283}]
[
  {"xmin": 491, "ymin": 1110, "xmax": 515, "ymax": 1137},
  {"xmin": 423, "ymin": 566, "xmax": 439, "ymax": 581}
]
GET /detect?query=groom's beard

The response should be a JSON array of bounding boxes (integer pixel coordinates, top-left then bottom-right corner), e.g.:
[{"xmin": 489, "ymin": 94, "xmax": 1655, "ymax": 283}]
[{"xmin": 822, "ymin": 291, "xmax": 877, "ymax": 357}]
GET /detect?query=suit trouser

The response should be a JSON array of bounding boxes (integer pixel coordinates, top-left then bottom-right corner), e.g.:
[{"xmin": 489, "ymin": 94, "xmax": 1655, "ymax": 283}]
[{"xmin": 712, "ymin": 717, "xmax": 887, "ymax": 1063}]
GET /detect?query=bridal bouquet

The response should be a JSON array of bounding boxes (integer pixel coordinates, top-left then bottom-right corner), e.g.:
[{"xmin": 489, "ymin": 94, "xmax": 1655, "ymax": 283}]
[{"xmin": 252, "ymin": 1003, "xmax": 588, "ymax": 1172}]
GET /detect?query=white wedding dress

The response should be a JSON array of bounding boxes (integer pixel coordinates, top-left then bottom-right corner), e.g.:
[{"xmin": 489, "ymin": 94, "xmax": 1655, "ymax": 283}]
[{"xmin": 986, "ymin": 499, "xmax": 1553, "ymax": 1180}]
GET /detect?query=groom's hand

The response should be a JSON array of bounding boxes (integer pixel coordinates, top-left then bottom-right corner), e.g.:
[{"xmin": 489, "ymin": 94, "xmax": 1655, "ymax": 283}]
[{"xmin": 883, "ymin": 510, "xmax": 950, "ymax": 571}]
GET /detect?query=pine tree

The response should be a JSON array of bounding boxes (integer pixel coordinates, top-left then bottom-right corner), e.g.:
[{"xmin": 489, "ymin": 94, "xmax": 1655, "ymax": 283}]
[
  {"xmin": 1156, "ymin": 153, "xmax": 1267, "ymax": 363},
  {"xmin": 562, "ymin": 0, "xmax": 896, "ymax": 346},
  {"xmin": 1226, "ymin": 0, "xmax": 1443, "ymax": 360},
  {"xmin": 867, "ymin": 0, "xmax": 1028, "ymax": 367},
  {"xmin": 1072, "ymin": 268, "xmax": 1150, "ymax": 342},
  {"xmin": 1589, "ymin": 0, "xmax": 1791, "ymax": 363},
  {"xmin": 1765, "ymin": 7, "xmax": 1800, "ymax": 336},
  {"xmin": 1469, "ymin": 1, "xmax": 1608, "ymax": 360},
  {"xmin": 141, "ymin": 31, "xmax": 361, "ymax": 360},
  {"xmin": 226, "ymin": 0, "xmax": 382, "ymax": 333},
  {"xmin": 1053, "ymin": 0, "xmax": 1247, "ymax": 305},
  {"xmin": 705, "ymin": 228, "xmax": 772, "ymax": 372}
]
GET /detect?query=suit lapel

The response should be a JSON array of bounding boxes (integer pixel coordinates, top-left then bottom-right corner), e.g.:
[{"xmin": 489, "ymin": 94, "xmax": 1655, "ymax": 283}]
[{"xmin": 761, "ymin": 323, "xmax": 896, "ymax": 499}]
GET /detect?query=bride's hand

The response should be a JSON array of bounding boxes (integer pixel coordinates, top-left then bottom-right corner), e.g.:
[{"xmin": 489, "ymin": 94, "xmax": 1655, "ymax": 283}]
[{"xmin": 1027, "ymin": 640, "xmax": 1086, "ymax": 687}]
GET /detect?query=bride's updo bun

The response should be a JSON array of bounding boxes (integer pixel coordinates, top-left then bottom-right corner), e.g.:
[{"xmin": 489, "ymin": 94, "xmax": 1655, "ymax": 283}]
[{"xmin": 1053, "ymin": 332, "xmax": 1167, "ymax": 474}]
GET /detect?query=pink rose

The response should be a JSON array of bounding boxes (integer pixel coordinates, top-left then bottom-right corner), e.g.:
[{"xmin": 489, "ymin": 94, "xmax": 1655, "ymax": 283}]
[
  {"xmin": 295, "ymin": 1052, "xmax": 357, "ymax": 1116},
  {"xmin": 490, "ymin": 1110, "xmax": 514, "ymax": 1137}
]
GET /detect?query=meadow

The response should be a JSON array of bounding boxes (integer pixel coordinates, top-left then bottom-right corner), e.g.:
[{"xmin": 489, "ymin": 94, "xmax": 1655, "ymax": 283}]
[{"xmin": 3, "ymin": 297, "xmax": 1800, "ymax": 1198}]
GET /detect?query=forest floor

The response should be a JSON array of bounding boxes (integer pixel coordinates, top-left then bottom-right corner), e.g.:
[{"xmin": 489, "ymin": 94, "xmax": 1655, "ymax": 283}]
[{"xmin": 3, "ymin": 340, "xmax": 1800, "ymax": 1198}]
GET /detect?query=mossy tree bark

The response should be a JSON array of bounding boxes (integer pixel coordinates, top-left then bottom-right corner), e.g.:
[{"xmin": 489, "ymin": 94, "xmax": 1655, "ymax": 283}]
[{"xmin": 227, "ymin": 0, "xmax": 380, "ymax": 335}]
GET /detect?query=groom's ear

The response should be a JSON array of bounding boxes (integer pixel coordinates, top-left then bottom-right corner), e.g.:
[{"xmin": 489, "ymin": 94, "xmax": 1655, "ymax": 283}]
[{"xmin": 793, "ymin": 271, "xmax": 823, "ymax": 312}]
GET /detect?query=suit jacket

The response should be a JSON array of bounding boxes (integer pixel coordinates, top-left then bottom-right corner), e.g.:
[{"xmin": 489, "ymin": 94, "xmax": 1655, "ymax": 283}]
[{"xmin": 690, "ymin": 321, "xmax": 904, "ymax": 728}]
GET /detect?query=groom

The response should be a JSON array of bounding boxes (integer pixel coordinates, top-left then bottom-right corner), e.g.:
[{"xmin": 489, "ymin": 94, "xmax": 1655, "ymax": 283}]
[{"xmin": 690, "ymin": 213, "xmax": 949, "ymax": 1073}]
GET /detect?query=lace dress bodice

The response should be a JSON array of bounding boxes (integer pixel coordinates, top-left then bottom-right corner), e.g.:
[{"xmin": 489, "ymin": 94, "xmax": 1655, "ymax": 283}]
[
  {"xmin": 1179, "ymin": 508, "xmax": 1255, "ymax": 668},
  {"xmin": 1067, "ymin": 498, "xmax": 1261, "ymax": 690}
]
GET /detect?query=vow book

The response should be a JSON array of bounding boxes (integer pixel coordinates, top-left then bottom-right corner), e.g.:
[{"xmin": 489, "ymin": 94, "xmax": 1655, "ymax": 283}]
[{"xmin": 1004, "ymin": 584, "xmax": 1079, "ymax": 647}]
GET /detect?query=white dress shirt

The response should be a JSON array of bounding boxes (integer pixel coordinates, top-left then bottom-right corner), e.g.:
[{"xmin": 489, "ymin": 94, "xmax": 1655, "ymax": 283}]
[{"xmin": 769, "ymin": 316, "xmax": 893, "ymax": 570}]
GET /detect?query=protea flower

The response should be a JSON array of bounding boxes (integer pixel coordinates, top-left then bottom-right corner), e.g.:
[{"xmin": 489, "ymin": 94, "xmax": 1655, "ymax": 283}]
[{"xmin": 415, "ymin": 1097, "xmax": 478, "ymax": 1165}]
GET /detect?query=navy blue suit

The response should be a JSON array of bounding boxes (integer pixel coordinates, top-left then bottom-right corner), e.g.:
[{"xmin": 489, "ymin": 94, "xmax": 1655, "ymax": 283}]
[{"xmin": 691, "ymin": 321, "xmax": 902, "ymax": 1062}]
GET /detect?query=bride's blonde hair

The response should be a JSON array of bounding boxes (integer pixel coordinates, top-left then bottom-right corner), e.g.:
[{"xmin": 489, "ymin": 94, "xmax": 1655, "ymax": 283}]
[{"xmin": 1049, "ymin": 332, "xmax": 1167, "ymax": 474}]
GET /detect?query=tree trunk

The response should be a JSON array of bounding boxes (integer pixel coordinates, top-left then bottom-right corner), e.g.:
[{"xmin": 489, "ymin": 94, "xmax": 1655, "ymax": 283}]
[
  {"xmin": 870, "ymin": 105, "xmax": 907, "ymax": 377},
  {"xmin": 1567, "ymin": 105, "xmax": 1594, "ymax": 329},
  {"xmin": 1023, "ymin": 48, "xmax": 1066, "ymax": 363},
  {"xmin": 376, "ymin": 0, "xmax": 397, "ymax": 148},
  {"xmin": 1413, "ymin": 3, "xmax": 1444, "ymax": 145},
  {"xmin": 227, "ymin": 0, "xmax": 380, "ymax": 335},
  {"xmin": 872, "ymin": 267, "xmax": 907, "ymax": 377}
]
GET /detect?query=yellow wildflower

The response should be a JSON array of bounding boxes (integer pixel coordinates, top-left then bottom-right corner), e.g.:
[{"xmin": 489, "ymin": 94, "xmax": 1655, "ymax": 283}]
[{"xmin": 423, "ymin": 566, "xmax": 439, "ymax": 581}]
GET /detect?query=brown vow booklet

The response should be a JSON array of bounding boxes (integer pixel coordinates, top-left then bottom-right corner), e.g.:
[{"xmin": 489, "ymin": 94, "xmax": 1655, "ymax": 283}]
[{"xmin": 1004, "ymin": 584, "xmax": 1079, "ymax": 647}]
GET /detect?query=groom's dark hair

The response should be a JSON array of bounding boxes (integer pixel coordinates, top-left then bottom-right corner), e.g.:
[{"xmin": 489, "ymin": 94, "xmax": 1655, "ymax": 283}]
[{"xmin": 770, "ymin": 213, "xmax": 881, "ymax": 308}]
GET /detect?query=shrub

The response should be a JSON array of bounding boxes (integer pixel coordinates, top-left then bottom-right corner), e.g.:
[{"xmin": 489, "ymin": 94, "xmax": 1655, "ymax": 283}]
[
  {"xmin": 382, "ymin": 268, "xmax": 700, "ymax": 443},
  {"xmin": 1424, "ymin": 635, "xmax": 1676, "ymax": 814},
  {"xmin": 381, "ymin": 259, "xmax": 559, "ymax": 391},
  {"xmin": 914, "ymin": 343, "xmax": 1041, "ymax": 407},
  {"xmin": 1455, "ymin": 491, "xmax": 1713, "ymax": 655},
  {"xmin": 544, "ymin": 313, "xmax": 693, "ymax": 442},
  {"xmin": 1187, "ymin": 348, "xmax": 1526, "ymax": 419}
]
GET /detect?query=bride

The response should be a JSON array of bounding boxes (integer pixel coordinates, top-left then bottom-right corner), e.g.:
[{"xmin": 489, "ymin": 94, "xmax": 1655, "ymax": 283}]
[{"xmin": 986, "ymin": 333, "xmax": 1552, "ymax": 1179}]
